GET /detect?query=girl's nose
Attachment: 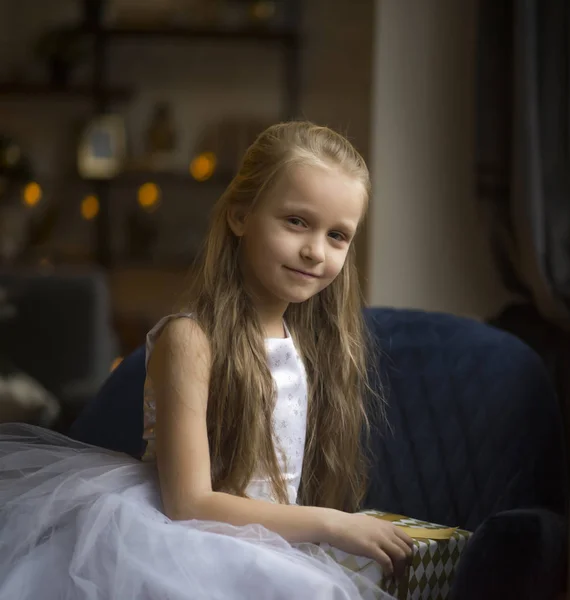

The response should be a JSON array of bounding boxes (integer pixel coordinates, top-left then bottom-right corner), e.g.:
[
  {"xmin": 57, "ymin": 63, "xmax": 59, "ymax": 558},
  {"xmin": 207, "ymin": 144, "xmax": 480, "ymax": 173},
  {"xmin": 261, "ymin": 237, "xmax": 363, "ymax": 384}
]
[{"xmin": 300, "ymin": 238, "xmax": 325, "ymax": 263}]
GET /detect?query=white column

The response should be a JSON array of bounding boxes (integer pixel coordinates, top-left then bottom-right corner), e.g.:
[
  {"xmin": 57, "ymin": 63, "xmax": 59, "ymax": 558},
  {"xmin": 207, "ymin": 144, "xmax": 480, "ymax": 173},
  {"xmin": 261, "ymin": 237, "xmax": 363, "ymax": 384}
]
[{"xmin": 368, "ymin": 0, "xmax": 512, "ymax": 318}]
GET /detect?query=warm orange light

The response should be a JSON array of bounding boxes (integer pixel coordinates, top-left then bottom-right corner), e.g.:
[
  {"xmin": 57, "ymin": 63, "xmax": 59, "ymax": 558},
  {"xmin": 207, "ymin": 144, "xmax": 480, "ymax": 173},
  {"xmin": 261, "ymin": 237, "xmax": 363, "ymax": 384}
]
[
  {"xmin": 189, "ymin": 152, "xmax": 217, "ymax": 182},
  {"xmin": 81, "ymin": 195, "xmax": 100, "ymax": 220},
  {"xmin": 22, "ymin": 182, "xmax": 42, "ymax": 207},
  {"xmin": 110, "ymin": 356, "xmax": 123, "ymax": 372},
  {"xmin": 250, "ymin": 1, "xmax": 276, "ymax": 21},
  {"xmin": 138, "ymin": 182, "xmax": 160, "ymax": 211}
]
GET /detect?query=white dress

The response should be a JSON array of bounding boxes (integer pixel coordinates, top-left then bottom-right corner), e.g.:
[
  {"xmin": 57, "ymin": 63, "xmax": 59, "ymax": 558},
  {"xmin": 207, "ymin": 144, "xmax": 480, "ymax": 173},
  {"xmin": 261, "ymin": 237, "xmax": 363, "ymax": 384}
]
[{"xmin": 0, "ymin": 314, "xmax": 395, "ymax": 600}]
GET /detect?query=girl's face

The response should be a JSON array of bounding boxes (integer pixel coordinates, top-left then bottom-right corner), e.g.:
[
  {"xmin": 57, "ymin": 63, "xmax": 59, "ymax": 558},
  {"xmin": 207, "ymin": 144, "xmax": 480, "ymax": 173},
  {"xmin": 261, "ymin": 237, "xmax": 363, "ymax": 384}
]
[{"xmin": 229, "ymin": 164, "xmax": 366, "ymax": 313}]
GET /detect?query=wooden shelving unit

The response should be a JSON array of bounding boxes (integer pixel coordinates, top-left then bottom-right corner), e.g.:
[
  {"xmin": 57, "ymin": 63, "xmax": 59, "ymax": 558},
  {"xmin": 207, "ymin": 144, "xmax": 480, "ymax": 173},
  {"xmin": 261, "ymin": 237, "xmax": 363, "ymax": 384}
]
[
  {"xmin": 2, "ymin": 4, "xmax": 302, "ymax": 268},
  {"xmin": 0, "ymin": 83, "xmax": 132, "ymax": 101},
  {"xmin": 77, "ymin": 11, "xmax": 301, "ymax": 267},
  {"xmin": 64, "ymin": 25, "xmax": 299, "ymax": 43}
]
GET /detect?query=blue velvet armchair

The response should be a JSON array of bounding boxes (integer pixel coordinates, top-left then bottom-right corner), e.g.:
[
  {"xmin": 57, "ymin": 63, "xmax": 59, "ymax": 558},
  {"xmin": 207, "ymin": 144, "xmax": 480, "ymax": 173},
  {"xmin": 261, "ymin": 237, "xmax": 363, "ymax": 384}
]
[{"xmin": 70, "ymin": 307, "xmax": 568, "ymax": 598}]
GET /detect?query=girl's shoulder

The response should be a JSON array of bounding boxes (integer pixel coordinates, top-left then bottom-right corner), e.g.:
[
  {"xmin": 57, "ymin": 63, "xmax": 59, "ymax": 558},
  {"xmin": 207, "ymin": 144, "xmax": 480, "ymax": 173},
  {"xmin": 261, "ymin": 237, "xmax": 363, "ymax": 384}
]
[{"xmin": 145, "ymin": 313, "xmax": 209, "ymax": 371}]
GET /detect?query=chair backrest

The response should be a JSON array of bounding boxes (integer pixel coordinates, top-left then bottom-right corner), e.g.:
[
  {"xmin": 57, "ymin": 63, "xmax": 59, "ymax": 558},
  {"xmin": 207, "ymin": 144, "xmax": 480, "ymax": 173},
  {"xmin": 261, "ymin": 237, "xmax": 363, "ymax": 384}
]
[
  {"xmin": 69, "ymin": 345, "xmax": 147, "ymax": 458},
  {"xmin": 363, "ymin": 308, "xmax": 568, "ymax": 531}
]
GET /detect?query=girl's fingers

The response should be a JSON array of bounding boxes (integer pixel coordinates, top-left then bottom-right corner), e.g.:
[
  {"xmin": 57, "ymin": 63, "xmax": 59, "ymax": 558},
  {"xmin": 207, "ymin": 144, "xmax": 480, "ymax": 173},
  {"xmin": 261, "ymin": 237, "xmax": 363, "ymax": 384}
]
[
  {"xmin": 393, "ymin": 534, "xmax": 414, "ymax": 560},
  {"xmin": 370, "ymin": 546, "xmax": 394, "ymax": 578},
  {"xmin": 394, "ymin": 526, "xmax": 414, "ymax": 548},
  {"xmin": 382, "ymin": 540, "xmax": 410, "ymax": 578}
]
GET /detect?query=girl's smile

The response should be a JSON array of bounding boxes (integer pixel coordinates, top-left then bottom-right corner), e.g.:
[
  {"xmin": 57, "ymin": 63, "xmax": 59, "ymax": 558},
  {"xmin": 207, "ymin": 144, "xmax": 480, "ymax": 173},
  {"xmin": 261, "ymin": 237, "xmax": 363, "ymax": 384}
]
[{"xmin": 283, "ymin": 266, "xmax": 322, "ymax": 279}]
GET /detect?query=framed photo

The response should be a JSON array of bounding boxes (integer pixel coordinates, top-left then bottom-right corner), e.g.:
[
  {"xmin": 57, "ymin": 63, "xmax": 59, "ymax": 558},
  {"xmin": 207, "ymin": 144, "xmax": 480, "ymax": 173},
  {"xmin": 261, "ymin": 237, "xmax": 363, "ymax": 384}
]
[{"xmin": 77, "ymin": 115, "xmax": 126, "ymax": 180}]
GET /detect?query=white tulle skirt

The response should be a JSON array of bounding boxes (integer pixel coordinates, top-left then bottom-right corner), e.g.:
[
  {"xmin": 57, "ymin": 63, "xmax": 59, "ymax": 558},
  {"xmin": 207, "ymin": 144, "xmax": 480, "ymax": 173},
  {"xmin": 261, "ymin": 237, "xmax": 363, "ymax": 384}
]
[{"xmin": 0, "ymin": 424, "xmax": 395, "ymax": 600}]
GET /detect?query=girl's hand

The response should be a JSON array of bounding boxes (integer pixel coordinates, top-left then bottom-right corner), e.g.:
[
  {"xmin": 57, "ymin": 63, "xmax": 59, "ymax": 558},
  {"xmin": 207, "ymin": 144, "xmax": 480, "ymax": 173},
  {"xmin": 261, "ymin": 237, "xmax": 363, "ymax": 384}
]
[{"xmin": 324, "ymin": 512, "xmax": 414, "ymax": 579}]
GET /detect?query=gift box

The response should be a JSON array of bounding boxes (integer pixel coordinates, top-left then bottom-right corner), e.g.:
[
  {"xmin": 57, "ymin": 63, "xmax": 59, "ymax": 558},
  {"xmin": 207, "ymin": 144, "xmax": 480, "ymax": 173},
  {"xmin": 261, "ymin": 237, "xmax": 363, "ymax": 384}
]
[{"xmin": 322, "ymin": 511, "xmax": 471, "ymax": 600}]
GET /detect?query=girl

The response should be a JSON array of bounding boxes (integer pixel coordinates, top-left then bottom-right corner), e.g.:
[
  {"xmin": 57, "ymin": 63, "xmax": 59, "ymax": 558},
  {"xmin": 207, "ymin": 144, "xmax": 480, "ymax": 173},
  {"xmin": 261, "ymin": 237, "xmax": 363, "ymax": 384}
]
[{"xmin": 0, "ymin": 121, "xmax": 412, "ymax": 599}]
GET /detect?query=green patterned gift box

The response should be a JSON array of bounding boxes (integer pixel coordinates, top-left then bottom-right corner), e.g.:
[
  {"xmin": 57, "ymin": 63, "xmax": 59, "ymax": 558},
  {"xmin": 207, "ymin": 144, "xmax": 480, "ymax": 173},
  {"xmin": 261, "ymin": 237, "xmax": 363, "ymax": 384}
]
[{"xmin": 322, "ymin": 511, "xmax": 471, "ymax": 600}]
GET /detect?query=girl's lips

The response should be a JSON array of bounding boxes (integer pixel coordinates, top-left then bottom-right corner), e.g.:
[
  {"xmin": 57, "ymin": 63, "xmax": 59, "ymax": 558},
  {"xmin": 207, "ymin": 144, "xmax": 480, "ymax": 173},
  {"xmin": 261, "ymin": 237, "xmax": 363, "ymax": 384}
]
[{"xmin": 284, "ymin": 267, "xmax": 320, "ymax": 278}]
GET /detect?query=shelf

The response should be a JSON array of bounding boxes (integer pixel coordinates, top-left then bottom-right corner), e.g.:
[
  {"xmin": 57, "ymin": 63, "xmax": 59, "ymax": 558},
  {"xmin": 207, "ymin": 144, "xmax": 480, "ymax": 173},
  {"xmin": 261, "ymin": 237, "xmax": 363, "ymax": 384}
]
[
  {"xmin": 78, "ymin": 170, "xmax": 234, "ymax": 186},
  {"xmin": 0, "ymin": 83, "xmax": 133, "ymax": 101},
  {"xmin": 64, "ymin": 25, "xmax": 299, "ymax": 43}
]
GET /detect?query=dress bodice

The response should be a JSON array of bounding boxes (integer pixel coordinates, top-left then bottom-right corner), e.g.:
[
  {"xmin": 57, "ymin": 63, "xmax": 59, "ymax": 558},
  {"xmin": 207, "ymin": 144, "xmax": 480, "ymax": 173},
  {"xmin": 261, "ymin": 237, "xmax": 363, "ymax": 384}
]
[{"xmin": 142, "ymin": 314, "xmax": 308, "ymax": 504}]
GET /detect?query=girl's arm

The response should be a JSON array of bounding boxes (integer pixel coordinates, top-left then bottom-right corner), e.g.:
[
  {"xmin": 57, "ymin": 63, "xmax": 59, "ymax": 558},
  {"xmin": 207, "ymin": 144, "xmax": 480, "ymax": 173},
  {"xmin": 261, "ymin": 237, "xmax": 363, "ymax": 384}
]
[
  {"xmin": 149, "ymin": 319, "xmax": 412, "ymax": 575},
  {"xmin": 148, "ymin": 317, "xmax": 334, "ymax": 544}
]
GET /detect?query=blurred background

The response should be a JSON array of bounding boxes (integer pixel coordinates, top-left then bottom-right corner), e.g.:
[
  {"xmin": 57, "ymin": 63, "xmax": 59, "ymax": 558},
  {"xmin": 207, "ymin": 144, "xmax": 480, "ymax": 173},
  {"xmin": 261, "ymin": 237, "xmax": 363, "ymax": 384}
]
[{"xmin": 0, "ymin": 0, "xmax": 568, "ymax": 441}]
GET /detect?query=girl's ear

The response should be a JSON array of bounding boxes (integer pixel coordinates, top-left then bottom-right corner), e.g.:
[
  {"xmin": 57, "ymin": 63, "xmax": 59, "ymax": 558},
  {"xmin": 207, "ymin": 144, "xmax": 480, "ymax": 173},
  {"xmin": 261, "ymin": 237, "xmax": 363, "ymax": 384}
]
[{"xmin": 227, "ymin": 204, "xmax": 248, "ymax": 237}]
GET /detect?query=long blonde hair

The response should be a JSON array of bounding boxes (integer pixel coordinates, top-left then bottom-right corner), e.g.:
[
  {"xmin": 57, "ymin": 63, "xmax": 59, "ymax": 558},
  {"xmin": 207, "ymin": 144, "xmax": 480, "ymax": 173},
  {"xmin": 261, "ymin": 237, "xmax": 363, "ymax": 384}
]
[{"xmin": 183, "ymin": 121, "xmax": 378, "ymax": 511}]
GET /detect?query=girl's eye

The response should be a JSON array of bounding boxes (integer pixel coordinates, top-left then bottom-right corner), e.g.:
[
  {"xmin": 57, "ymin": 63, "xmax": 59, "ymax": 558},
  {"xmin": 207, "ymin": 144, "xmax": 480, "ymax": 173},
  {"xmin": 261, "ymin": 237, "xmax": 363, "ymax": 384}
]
[
  {"xmin": 328, "ymin": 231, "xmax": 346, "ymax": 242},
  {"xmin": 287, "ymin": 217, "xmax": 305, "ymax": 227}
]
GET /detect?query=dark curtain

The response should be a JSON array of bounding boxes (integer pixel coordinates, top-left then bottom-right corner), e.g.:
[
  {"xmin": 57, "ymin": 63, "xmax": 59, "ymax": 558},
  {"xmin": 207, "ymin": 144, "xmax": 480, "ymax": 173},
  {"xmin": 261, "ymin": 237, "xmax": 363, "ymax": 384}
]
[{"xmin": 476, "ymin": 0, "xmax": 570, "ymax": 452}]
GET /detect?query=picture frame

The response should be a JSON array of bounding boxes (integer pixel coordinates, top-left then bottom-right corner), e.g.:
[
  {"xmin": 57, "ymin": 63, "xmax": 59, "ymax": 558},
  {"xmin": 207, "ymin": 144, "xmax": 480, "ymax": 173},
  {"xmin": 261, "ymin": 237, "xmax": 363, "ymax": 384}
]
[{"xmin": 77, "ymin": 115, "xmax": 127, "ymax": 180}]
